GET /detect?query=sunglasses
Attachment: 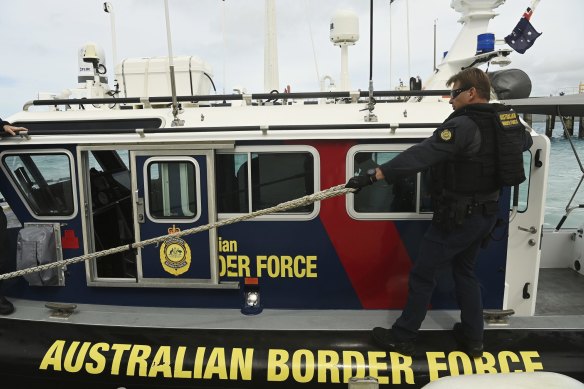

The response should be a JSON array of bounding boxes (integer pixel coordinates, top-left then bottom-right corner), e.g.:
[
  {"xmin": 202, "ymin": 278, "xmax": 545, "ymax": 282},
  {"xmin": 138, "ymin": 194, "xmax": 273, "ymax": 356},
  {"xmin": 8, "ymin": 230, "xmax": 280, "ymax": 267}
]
[{"xmin": 450, "ymin": 87, "xmax": 472, "ymax": 99}]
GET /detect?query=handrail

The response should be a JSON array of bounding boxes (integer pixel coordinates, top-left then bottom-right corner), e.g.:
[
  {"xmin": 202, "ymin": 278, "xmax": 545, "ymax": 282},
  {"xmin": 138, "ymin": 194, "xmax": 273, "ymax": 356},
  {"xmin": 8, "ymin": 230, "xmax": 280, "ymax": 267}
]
[
  {"xmin": 555, "ymin": 110, "xmax": 584, "ymax": 230},
  {"xmin": 25, "ymin": 89, "xmax": 451, "ymax": 109},
  {"xmin": 10, "ymin": 122, "xmax": 443, "ymax": 136}
]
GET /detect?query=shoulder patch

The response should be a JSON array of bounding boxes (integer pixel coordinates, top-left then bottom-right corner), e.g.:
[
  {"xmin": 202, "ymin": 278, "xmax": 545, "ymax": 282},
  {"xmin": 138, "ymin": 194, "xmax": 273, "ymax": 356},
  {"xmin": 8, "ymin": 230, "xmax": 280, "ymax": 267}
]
[
  {"xmin": 498, "ymin": 111, "xmax": 521, "ymax": 128},
  {"xmin": 439, "ymin": 128, "xmax": 454, "ymax": 142}
]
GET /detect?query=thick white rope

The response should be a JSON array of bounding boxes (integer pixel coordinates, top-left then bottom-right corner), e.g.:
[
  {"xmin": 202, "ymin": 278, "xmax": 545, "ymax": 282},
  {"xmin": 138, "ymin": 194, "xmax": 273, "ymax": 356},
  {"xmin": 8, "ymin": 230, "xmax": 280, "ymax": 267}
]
[{"xmin": 0, "ymin": 184, "xmax": 354, "ymax": 281}]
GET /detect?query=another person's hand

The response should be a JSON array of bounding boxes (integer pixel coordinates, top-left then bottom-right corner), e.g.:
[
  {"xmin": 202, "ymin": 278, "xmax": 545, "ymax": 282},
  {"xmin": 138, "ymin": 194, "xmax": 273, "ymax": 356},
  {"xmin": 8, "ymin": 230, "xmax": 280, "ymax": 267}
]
[{"xmin": 2, "ymin": 124, "xmax": 28, "ymax": 136}]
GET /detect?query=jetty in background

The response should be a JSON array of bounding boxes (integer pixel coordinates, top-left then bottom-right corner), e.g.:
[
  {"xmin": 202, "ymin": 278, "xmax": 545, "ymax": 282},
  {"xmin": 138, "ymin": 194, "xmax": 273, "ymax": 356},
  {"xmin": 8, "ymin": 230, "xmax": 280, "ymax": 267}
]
[{"xmin": 522, "ymin": 82, "xmax": 584, "ymax": 138}]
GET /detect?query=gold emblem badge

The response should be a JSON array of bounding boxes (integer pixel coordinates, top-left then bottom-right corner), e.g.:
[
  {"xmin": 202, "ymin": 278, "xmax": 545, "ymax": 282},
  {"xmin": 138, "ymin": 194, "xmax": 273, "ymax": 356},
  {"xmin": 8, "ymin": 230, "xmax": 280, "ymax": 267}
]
[
  {"xmin": 160, "ymin": 228, "xmax": 191, "ymax": 276},
  {"xmin": 499, "ymin": 112, "xmax": 519, "ymax": 127},
  {"xmin": 440, "ymin": 129, "xmax": 453, "ymax": 141}
]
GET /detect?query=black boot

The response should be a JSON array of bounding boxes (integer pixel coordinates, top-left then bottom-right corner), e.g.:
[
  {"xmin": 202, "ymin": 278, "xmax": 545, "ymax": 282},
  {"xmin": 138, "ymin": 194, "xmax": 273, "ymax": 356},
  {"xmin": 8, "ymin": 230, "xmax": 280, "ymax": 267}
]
[
  {"xmin": 372, "ymin": 327, "xmax": 415, "ymax": 356},
  {"xmin": 453, "ymin": 322, "xmax": 483, "ymax": 357},
  {"xmin": 0, "ymin": 296, "xmax": 14, "ymax": 315}
]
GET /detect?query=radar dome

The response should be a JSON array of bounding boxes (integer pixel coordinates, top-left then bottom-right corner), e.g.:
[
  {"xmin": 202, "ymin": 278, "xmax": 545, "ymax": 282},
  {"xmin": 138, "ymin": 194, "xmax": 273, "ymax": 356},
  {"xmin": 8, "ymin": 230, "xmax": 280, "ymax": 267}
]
[{"xmin": 330, "ymin": 9, "xmax": 359, "ymax": 45}]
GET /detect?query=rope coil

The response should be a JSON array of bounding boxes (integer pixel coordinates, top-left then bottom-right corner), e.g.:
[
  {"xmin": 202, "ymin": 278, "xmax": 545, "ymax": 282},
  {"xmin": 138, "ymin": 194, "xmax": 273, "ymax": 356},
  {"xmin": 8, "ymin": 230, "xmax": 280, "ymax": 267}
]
[{"xmin": 0, "ymin": 184, "xmax": 354, "ymax": 281}]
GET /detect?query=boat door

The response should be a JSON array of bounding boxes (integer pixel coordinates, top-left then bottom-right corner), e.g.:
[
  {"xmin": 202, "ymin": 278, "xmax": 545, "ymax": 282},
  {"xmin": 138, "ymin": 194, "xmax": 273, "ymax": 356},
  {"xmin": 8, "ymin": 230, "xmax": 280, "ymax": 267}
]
[
  {"xmin": 132, "ymin": 150, "xmax": 220, "ymax": 287},
  {"xmin": 505, "ymin": 133, "xmax": 550, "ymax": 315}
]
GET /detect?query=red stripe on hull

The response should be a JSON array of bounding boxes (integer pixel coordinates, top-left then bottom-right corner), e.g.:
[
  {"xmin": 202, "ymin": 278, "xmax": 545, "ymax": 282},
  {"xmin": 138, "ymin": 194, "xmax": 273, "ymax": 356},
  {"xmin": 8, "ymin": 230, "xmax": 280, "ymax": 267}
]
[{"xmin": 311, "ymin": 140, "xmax": 412, "ymax": 308}]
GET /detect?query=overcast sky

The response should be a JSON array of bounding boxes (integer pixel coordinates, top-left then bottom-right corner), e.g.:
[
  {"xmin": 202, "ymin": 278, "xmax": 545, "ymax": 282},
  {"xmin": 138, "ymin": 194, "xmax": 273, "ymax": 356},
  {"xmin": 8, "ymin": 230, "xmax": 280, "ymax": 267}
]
[{"xmin": 1, "ymin": 0, "xmax": 583, "ymax": 118}]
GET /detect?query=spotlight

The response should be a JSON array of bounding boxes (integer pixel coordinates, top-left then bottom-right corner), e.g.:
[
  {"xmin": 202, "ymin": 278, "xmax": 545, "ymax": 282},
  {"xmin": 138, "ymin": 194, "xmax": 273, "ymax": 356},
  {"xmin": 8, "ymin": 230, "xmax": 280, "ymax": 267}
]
[{"xmin": 241, "ymin": 277, "xmax": 263, "ymax": 315}]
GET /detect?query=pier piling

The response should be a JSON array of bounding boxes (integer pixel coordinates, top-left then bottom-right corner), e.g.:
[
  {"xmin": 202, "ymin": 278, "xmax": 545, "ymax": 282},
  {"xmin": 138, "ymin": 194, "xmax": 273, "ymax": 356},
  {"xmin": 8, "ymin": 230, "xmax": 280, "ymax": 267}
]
[
  {"xmin": 564, "ymin": 116, "xmax": 574, "ymax": 138},
  {"xmin": 545, "ymin": 115, "xmax": 555, "ymax": 138}
]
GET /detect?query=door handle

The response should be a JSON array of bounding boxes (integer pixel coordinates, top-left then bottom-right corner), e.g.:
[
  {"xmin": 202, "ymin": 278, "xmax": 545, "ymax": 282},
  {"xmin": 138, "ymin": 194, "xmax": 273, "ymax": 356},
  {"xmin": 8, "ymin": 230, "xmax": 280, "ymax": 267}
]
[
  {"xmin": 534, "ymin": 149, "xmax": 543, "ymax": 168},
  {"xmin": 137, "ymin": 197, "xmax": 145, "ymax": 224},
  {"xmin": 518, "ymin": 225, "xmax": 537, "ymax": 234}
]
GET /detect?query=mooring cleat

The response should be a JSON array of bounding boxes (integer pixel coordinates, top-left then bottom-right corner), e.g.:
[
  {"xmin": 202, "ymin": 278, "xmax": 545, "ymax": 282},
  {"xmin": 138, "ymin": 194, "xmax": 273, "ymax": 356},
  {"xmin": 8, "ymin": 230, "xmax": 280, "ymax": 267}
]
[
  {"xmin": 483, "ymin": 309, "xmax": 515, "ymax": 325},
  {"xmin": 45, "ymin": 302, "xmax": 77, "ymax": 319}
]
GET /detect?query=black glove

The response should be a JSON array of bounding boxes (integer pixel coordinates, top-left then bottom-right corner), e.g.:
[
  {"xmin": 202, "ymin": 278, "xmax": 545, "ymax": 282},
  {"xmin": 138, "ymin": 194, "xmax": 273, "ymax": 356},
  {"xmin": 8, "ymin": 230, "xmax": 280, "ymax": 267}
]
[{"xmin": 345, "ymin": 169, "xmax": 377, "ymax": 192}]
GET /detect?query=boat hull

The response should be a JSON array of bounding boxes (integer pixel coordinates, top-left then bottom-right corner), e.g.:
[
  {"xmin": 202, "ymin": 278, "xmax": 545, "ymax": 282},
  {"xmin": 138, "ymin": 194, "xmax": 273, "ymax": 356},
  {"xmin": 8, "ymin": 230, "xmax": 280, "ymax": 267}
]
[{"xmin": 2, "ymin": 318, "xmax": 584, "ymax": 388}]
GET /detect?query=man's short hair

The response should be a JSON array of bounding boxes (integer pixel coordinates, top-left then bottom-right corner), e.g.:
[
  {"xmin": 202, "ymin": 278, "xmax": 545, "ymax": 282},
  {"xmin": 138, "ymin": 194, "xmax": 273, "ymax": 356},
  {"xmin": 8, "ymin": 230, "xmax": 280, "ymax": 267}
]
[{"xmin": 446, "ymin": 68, "xmax": 491, "ymax": 101}]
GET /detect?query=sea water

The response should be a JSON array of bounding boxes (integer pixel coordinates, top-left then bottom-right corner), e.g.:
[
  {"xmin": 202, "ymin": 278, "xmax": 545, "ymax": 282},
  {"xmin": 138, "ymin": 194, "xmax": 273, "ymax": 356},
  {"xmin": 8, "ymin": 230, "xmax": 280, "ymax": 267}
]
[
  {"xmin": 532, "ymin": 119, "xmax": 584, "ymax": 229},
  {"xmin": 1, "ymin": 120, "xmax": 583, "ymax": 230}
]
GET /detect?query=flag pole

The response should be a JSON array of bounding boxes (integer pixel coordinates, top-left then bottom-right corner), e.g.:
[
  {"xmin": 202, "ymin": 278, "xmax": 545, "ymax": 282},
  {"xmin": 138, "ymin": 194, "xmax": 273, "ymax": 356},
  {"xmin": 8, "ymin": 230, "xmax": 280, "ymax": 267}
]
[{"xmin": 529, "ymin": 0, "xmax": 541, "ymax": 14}]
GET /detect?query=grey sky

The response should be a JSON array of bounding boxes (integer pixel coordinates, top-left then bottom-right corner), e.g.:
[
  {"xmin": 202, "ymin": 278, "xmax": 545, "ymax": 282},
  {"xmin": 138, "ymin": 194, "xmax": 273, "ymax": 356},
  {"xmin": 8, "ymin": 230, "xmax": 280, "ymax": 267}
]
[{"xmin": 1, "ymin": 0, "xmax": 582, "ymax": 118}]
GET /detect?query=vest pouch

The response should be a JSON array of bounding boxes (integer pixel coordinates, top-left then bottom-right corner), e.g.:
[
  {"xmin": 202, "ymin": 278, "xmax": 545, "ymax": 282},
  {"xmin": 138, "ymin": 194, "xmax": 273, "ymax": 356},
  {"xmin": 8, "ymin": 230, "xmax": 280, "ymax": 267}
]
[
  {"xmin": 16, "ymin": 223, "xmax": 64, "ymax": 286},
  {"xmin": 447, "ymin": 104, "xmax": 526, "ymax": 192},
  {"xmin": 495, "ymin": 110, "xmax": 527, "ymax": 186}
]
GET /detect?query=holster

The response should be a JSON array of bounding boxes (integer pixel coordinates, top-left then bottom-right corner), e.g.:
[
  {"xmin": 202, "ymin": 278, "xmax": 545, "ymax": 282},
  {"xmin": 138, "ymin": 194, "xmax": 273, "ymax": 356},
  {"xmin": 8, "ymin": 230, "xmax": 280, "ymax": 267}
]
[
  {"xmin": 482, "ymin": 201, "xmax": 499, "ymax": 216},
  {"xmin": 432, "ymin": 195, "xmax": 500, "ymax": 232},
  {"xmin": 432, "ymin": 196, "xmax": 470, "ymax": 232}
]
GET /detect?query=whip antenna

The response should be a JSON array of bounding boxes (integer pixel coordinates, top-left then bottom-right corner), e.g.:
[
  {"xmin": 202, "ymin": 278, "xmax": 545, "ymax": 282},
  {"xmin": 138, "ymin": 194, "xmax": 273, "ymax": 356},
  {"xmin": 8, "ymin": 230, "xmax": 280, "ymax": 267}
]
[
  {"xmin": 103, "ymin": 2, "xmax": 118, "ymax": 75},
  {"xmin": 163, "ymin": 0, "xmax": 183, "ymax": 126},
  {"xmin": 364, "ymin": 0, "xmax": 377, "ymax": 122}
]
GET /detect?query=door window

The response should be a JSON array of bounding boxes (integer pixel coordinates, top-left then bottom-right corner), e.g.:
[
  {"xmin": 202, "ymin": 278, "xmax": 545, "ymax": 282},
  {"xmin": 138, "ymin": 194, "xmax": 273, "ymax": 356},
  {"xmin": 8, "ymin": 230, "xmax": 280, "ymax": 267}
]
[{"xmin": 145, "ymin": 158, "xmax": 200, "ymax": 221}]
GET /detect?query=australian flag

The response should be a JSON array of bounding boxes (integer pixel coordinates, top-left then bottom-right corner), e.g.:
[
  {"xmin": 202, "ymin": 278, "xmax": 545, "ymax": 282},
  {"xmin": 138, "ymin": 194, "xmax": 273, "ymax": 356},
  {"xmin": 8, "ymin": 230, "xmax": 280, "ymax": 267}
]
[{"xmin": 504, "ymin": 16, "xmax": 542, "ymax": 54}]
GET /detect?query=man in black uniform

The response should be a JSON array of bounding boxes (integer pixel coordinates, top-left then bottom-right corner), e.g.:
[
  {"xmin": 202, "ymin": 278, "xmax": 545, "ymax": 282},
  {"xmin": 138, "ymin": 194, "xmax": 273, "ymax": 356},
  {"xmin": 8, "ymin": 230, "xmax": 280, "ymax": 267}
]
[
  {"xmin": 0, "ymin": 118, "xmax": 27, "ymax": 315},
  {"xmin": 346, "ymin": 68, "xmax": 532, "ymax": 356}
]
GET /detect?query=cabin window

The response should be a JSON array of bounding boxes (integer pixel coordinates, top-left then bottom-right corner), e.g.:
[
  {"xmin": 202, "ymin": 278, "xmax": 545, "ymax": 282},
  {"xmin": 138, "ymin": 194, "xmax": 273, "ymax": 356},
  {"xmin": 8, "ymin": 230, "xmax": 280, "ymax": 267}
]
[
  {"xmin": 1, "ymin": 151, "xmax": 76, "ymax": 218},
  {"xmin": 216, "ymin": 153, "xmax": 247, "ymax": 213},
  {"xmin": 517, "ymin": 150, "xmax": 533, "ymax": 212},
  {"xmin": 89, "ymin": 150, "xmax": 129, "ymax": 172},
  {"xmin": 88, "ymin": 150, "xmax": 132, "ymax": 208},
  {"xmin": 352, "ymin": 151, "xmax": 431, "ymax": 214},
  {"xmin": 145, "ymin": 158, "xmax": 200, "ymax": 221},
  {"xmin": 216, "ymin": 148, "xmax": 318, "ymax": 217},
  {"xmin": 84, "ymin": 149, "xmax": 136, "ymax": 280},
  {"xmin": 348, "ymin": 147, "xmax": 432, "ymax": 219}
]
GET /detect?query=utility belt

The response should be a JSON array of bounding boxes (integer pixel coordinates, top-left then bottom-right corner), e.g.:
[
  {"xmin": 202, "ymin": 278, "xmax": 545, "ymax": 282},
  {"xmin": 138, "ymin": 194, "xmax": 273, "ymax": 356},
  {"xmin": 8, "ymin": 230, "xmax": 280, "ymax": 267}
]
[
  {"xmin": 443, "ymin": 189, "xmax": 500, "ymax": 203},
  {"xmin": 432, "ymin": 190, "xmax": 500, "ymax": 231}
]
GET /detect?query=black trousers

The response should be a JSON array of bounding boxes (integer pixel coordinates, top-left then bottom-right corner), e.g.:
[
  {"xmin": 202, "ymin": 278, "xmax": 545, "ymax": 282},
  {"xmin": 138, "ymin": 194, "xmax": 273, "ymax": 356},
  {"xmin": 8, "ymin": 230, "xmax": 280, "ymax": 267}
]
[{"xmin": 392, "ymin": 210, "xmax": 498, "ymax": 342}]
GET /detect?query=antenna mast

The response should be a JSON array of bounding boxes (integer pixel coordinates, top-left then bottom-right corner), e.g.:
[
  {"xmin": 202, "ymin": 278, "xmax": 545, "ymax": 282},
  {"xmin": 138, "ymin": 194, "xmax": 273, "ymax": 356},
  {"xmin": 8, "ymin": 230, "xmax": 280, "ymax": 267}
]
[
  {"xmin": 433, "ymin": 19, "xmax": 437, "ymax": 71},
  {"xmin": 264, "ymin": 0, "xmax": 279, "ymax": 92},
  {"xmin": 163, "ymin": 0, "xmax": 183, "ymax": 126},
  {"xmin": 103, "ymin": 2, "xmax": 118, "ymax": 75},
  {"xmin": 365, "ymin": 0, "xmax": 377, "ymax": 122},
  {"xmin": 406, "ymin": 0, "xmax": 411, "ymax": 79},
  {"xmin": 389, "ymin": 0, "xmax": 394, "ymax": 89}
]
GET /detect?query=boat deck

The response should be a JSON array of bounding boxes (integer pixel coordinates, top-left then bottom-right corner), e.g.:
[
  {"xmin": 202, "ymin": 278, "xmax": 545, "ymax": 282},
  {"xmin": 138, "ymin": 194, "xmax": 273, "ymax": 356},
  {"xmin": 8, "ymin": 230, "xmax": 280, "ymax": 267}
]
[
  {"xmin": 536, "ymin": 268, "xmax": 584, "ymax": 316},
  {"xmin": 6, "ymin": 294, "xmax": 584, "ymax": 331}
]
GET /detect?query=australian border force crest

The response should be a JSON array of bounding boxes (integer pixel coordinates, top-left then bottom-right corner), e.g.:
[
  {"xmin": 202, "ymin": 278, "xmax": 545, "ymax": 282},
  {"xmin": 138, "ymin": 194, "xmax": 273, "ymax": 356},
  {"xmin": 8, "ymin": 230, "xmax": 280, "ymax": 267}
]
[
  {"xmin": 160, "ymin": 237, "xmax": 191, "ymax": 276},
  {"xmin": 439, "ymin": 128, "xmax": 454, "ymax": 142}
]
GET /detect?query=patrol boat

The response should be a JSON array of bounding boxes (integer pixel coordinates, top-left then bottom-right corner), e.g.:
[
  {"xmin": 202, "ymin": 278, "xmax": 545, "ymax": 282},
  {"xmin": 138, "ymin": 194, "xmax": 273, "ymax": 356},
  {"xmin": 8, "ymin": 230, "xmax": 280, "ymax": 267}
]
[{"xmin": 1, "ymin": 0, "xmax": 584, "ymax": 388}]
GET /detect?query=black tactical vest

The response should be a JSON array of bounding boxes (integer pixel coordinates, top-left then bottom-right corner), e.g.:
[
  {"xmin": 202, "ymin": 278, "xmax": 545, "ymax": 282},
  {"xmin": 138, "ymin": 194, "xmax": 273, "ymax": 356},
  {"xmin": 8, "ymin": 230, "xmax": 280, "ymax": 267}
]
[{"xmin": 433, "ymin": 104, "xmax": 501, "ymax": 195}]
